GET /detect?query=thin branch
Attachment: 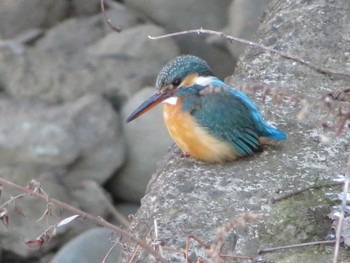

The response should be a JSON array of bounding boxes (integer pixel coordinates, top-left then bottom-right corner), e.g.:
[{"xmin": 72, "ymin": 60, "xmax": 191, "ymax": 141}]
[
  {"xmin": 85, "ymin": 180, "xmax": 130, "ymax": 228},
  {"xmin": 128, "ymin": 244, "xmax": 141, "ymax": 263},
  {"xmin": 102, "ymin": 241, "xmax": 119, "ymax": 263},
  {"xmin": 149, "ymin": 29, "xmax": 350, "ymax": 79},
  {"xmin": 272, "ymin": 181, "xmax": 342, "ymax": 203},
  {"xmin": 100, "ymin": 0, "xmax": 122, "ymax": 32},
  {"xmin": 333, "ymin": 155, "xmax": 350, "ymax": 263},
  {"xmin": 0, "ymin": 193, "xmax": 26, "ymax": 210},
  {"xmin": 259, "ymin": 240, "xmax": 336, "ymax": 254},
  {"xmin": 0, "ymin": 178, "xmax": 166, "ymax": 263}
]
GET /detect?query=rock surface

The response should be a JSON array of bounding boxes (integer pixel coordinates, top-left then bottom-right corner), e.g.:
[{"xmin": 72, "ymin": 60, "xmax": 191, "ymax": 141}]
[
  {"xmin": 123, "ymin": 0, "xmax": 350, "ymax": 262},
  {"xmin": 0, "ymin": 0, "xmax": 100, "ymax": 39}
]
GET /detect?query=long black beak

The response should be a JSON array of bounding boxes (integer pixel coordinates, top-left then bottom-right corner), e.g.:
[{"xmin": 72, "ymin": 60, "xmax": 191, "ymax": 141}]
[{"xmin": 126, "ymin": 92, "xmax": 172, "ymax": 122}]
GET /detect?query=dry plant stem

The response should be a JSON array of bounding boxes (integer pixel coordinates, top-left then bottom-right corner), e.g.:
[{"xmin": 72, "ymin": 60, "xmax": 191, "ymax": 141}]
[
  {"xmin": 259, "ymin": 240, "xmax": 336, "ymax": 254},
  {"xmin": 0, "ymin": 193, "xmax": 26, "ymax": 209},
  {"xmin": 272, "ymin": 181, "xmax": 342, "ymax": 203},
  {"xmin": 333, "ymin": 155, "xmax": 350, "ymax": 263},
  {"xmin": 162, "ymin": 246, "xmax": 190, "ymax": 262},
  {"xmin": 149, "ymin": 29, "xmax": 350, "ymax": 79},
  {"xmin": 102, "ymin": 241, "xmax": 119, "ymax": 263},
  {"xmin": 220, "ymin": 254, "xmax": 253, "ymax": 260},
  {"xmin": 0, "ymin": 178, "xmax": 167, "ymax": 263},
  {"xmin": 185, "ymin": 235, "xmax": 211, "ymax": 263},
  {"xmin": 88, "ymin": 180, "xmax": 130, "ymax": 227},
  {"xmin": 100, "ymin": 0, "xmax": 122, "ymax": 32},
  {"xmin": 153, "ymin": 219, "xmax": 164, "ymax": 257},
  {"xmin": 128, "ymin": 244, "xmax": 141, "ymax": 263},
  {"xmin": 103, "ymin": 197, "xmax": 130, "ymax": 228}
]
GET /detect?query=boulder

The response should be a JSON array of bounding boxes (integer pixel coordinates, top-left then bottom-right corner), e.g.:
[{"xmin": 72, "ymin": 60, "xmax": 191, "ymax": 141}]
[
  {"xmin": 51, "ymin": 228, "xmax": 122, "ymax": 263},
  {"xmin": 122, "ymin": 0, "xmax": 350, "ymax": 262}
]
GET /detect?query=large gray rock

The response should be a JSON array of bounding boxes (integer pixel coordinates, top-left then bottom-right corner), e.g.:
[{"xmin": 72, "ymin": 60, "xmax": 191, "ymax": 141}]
[
  {"xmin": 210, "ymin": 0, "xmax": 272, "ymax": 59},
  {"xmin": 0, "ymin": 95, "xmax": 123, "ymax": 257},
  {"xmin": 0, "ymin": 95, "xmax": 124, "ymax": 186},
  {"xmin": 51, "ymin": 228, "xmax": 122, "ymax": 263},
  {"xmin": 0, "ymin": 0, "xmax": 99, "ymax": 38},
  {"xmin": 123, "ymin": 0, "xmax": 350, "ymax": 262},
  {"xmin": 101, "ymin": 3, "xmax": 142, "ymax": 32},
  {"xmin": 86, "ymin": 24, "xmax": 179, "ymax": 97},
  {"xmin": 35, "ymin": 16, "xmax": 105, "ymax": 53},
  {"xmin": 110, "ymin": 88, "xmax": 173, "ymax": 202},
  {"xmin": 0, "ymin": 0, "xmax": 67, "ymax": 38},
  {"xmin": 68, "ymin": 0, "xmax": 100, "ymax": 16},
  {"xmin": 125, "ymin": 0, "xmax": 230, "ymax": 32},
  {"xmin": 35, "ymin": 6, "xmax": 142, "ymax": 53},
  {"xmin": 0, "ymin": 24, "xmax": 179, "ymax": 104}
]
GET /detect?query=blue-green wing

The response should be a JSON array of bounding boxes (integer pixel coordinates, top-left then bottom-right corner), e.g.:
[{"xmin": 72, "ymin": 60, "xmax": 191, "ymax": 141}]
[{"xmin": 181, "ymin": 86, "xmax": 262, "ymax": 156}]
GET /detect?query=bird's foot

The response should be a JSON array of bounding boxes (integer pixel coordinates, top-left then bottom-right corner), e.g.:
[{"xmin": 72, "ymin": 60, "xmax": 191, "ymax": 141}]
[{"xmin": 180, "ymin": 152, "xmax": 190, "ymax": 158}]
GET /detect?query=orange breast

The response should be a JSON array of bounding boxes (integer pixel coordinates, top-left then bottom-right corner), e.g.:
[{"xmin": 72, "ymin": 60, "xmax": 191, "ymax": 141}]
[{"xmin": 163, "ymin": 98, "xmax": 239, "ymax": 163}]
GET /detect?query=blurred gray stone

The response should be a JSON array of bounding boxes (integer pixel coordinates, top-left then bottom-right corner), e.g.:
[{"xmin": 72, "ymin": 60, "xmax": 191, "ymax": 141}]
[
  {"xmin": 0, "ymin": 94, "xmax": 123, "ymax": 257},
  {"xmin": 86, "ymin": 24, "xmax": 179, "ymax": 96},
  {"xmin": 0, "ymin": 0, "xmax": 67, "ymax": 38},
  {"xmin": 71, "ymin": 180, "xmax": 113, "ymax": 217},
  {"xmin": 0, "ymin": 24, "xmax": 179, "ymax": 104},
  {"xmin": 0, "ymin": 95, "xmax": 124, "ymax": 186},
  {"xmin": 110, "ymin": 88, "xmax": 173, "ymax": 202},
  {"xmin": 69, "ymin": 0, "xmax": 99, "ymax": 16},
  {"xmin": 35, "ymin": 16, "xmax": 105, "ymax": 53},
  {"xmin": 51, "ymin": 228, "xmax": 122, "ymax": 263},
  {"xmin": 35, "ymin": 5, "xmax": 142, "ymax": 53},
  {"xmin": 111, "ymin": 203, "xmax": 139, "ymax": 227},
  {"xmin": 125, "ymin": 0, "xmax": 231, "ymax": 31},
  {"xmin": 102, "ymin": 4, "xmax": 142, "ymax": 32},
  {"xmin": 0, "ymin": 98, "xmax": 78, "ymax": 167},
  {"xmin": 226, "ymin": 0, "xmax": 271, "ymax": 59},
  {"xmin": 60, "ymin": 95, "xmax": 125, "ymax": 186},
  {"xmin": 115, "ymin": 203, "xmax": 140, "ymax": 219}
]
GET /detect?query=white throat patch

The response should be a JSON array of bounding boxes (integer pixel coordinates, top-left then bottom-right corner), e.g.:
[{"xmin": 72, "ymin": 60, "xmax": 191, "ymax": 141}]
[
  {"xmin": 162, "ymin": 97, "xmax": 178, "ymax": 105},
  {"xmin": 195, "ymin": 76, "xmax": 214, "ymax": 86}
]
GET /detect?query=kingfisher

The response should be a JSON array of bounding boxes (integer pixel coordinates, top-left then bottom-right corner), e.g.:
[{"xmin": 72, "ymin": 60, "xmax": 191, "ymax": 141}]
[{"xmin": 126, "ymin": 55, "xmax": 286, "ymax": 163}]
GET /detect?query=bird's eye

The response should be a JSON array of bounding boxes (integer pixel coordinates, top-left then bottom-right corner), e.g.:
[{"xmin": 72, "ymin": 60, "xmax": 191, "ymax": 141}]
[{"xmin": 171, "ymin": 78, "xmax": 181, "ymax": 87}]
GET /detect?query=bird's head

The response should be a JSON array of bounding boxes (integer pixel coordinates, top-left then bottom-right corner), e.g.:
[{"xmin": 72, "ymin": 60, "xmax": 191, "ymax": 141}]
[{"xmin": 126, "ymin": 55, "xmax": 213, "ymax": 122}]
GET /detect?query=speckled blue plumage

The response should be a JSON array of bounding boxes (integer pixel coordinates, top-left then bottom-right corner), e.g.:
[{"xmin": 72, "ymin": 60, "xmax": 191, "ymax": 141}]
[{"xmin": 176, "ymin": 75, "xmax": 286, "ymax": 156}]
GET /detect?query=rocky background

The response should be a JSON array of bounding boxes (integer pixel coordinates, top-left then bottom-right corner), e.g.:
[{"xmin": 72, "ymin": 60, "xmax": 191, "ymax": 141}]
[{"xmin": 0, "ymin": 0, "xmax": 272, "ymax": 262}]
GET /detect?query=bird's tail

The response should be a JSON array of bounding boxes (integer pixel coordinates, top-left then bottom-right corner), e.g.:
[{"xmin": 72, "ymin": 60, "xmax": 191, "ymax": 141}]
[{"xmin": 262, "ymin": 126, "xmax": 287, "ymax": 140}]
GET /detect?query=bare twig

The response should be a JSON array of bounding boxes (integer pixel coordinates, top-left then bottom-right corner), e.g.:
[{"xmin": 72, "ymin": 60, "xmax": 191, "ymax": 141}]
[
  {"xmin": 153, "ymin": 219, "xmax": 164, "ymax": 257},
  {"xmin": 102, "ymin": 241, "xmax": 119, "ymax": 263},
  {"xmin": 0, "ymin": 193, "xmax": 26, "ymax": 210},
  {"xmin": 0, "ymin": 178, "xmax": 166, "ymax": 263},
  {"xmin": 149, "ymin": 29, "xmax": 350, "ymax": 79},
  {"xmin": 100, "ymin": 0, "xmax": 122, "ymax": 32},
  {"xmin": 259, "ymin": 240, "xmax": 336, "ymax": 254},
  {"xmin": 128, "ymin": 243, "xmax": 141, "ymax": 263},
  {"xmin": 272, "ymin": 181, "xmax": 342, "ymax": 203},
  {"xmin": 84, "ymin": 180, "xmax": 130, "ymax": 228},
  {"xmin": 333, "ymin": 155, "xmax": 350, "ymax": 263}
]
